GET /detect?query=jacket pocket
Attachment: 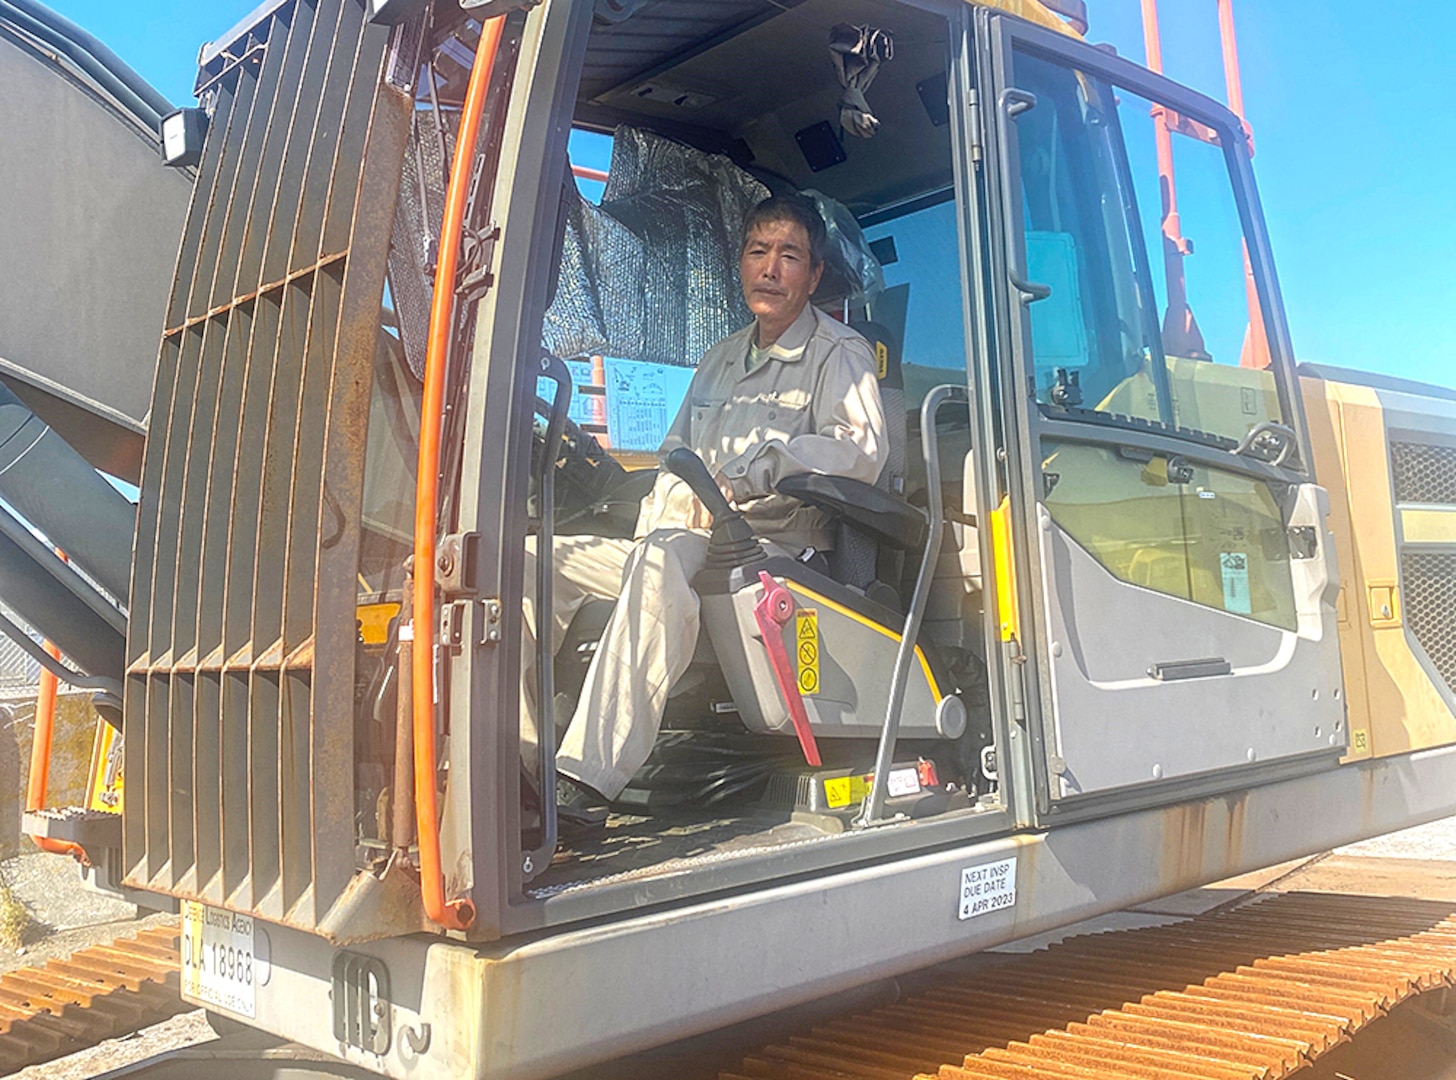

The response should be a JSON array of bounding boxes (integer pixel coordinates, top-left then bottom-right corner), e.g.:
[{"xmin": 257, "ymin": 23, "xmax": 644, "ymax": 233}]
[
  {"xmin": 754, "ymin": 392, "xmax": 810, "ymax": 443},
  {"xmin": 690, "ymin": 398, "xmax": 727, "ymax": 445}
]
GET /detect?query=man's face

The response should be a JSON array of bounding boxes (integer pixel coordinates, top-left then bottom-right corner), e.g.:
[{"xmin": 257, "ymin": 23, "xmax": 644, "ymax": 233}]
[{"xmin": 740, "ymin": 219, "xmax": 824, "ymax": 329}]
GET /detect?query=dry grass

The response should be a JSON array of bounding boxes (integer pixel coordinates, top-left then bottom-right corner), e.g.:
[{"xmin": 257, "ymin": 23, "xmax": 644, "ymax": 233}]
[{"xmin": 0, "ymin": 860, "xmax": 31, "ymax": 951}]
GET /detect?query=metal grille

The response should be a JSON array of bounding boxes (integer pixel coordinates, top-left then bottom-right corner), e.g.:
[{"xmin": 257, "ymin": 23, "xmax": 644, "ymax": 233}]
[
  {"xmin": 123, "ymin": 0, "xmax": 411, "ymax": 933},
  {"xmin": 1401, "ymin": 551, "xmax": 1456, "ymax": 697},
  {"xmin": 1390, "ymin": 441, "xmax": 1456, "ymax": 504},
  {"xmin": 0, "ymin": 603, "xmax": 41, "ymax": 689}
]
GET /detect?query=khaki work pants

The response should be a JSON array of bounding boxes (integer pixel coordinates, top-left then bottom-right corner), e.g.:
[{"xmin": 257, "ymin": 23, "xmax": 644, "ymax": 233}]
[{"xmin": 522, "ymin": 529, "xmax": 713, "ymax": 800}]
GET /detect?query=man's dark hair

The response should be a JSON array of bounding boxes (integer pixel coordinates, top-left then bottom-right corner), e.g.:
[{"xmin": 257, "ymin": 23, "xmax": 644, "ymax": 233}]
[{"xmin": 741, "ymin": 195, "xmax": 828, "ymax": 268}]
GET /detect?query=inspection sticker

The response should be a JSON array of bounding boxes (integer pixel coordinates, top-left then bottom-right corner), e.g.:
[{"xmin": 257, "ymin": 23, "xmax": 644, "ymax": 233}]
[
  {"xmin": 795, "ymin": 608, "xmax": 820, "ymax": 695},
  {"xmin": 1220, "ymin": 552, "xmax": 1253, "ymax": 615},
  {"xmin": 958, "ymin": 856, "xmax": 1017, "ymax": 921}
]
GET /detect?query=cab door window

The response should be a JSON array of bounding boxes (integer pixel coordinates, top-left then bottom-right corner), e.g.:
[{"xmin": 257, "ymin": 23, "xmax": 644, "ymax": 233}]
[
  {"xmin": 1012, "ymin": 51, "xmax": 1283, "ymax": 446},
  {"xmin": 1008, "ymin": 46, "xmax": 1301, "ymax": 630}
]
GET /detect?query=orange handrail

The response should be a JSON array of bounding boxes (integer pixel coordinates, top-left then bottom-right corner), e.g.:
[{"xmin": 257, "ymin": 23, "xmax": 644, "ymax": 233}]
[
  {"xmin": 412, "ymin": 15, "xmax": 507, "ymax": 932},
  {"xmin": 25, "ymin": 553, "xmax": 88, "ymax": 863},
  {"xmin": 25, "ymin": 642, "xmax": 61, "ymax": 817}
]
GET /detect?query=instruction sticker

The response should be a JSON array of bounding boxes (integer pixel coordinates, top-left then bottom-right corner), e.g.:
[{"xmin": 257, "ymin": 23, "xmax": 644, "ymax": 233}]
[
  {"xmin": 795, "ymin": 608, "xmax": 820, "ymax": 695},
  {"xmin": 959, "ymin": 856, "xmax": 1017, "ymax": 921},
  {"xmin": 603, "ymin": 357, "xmax": 695, "ymax": 451},
  {"xmin": 1220, "ymin": 552, "xmax": 1252, "ymax": 615}
]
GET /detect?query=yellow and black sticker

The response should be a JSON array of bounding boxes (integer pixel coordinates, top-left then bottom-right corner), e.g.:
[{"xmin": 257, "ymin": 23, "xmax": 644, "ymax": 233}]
[
  {"xmin": 87, "ymin": 720, "xmax": 124, "ymax": 813},
  {"xmin": 357, "ymin": 601, "xmax": 401, "ymax": 646},
  {"xmin": 874, "ymin": 340, "xmax": 889, "ymax": 380},
  {"xmin": 823, "ymin": 776, "xmax": 853, "ymax": 809},
  {"xmin": 1352, "ymin": 729, "xmax": 1370, "ymax": 753},
  {"xmin": 795, "ymin": 608, "xmax": 820, "ymax": 695}
]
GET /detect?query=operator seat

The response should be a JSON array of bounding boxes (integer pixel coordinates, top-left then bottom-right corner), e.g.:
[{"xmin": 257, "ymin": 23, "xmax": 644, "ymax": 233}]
[{"xmin": 786, "ymin": 318, "xmax": 919, "ymax": 611}]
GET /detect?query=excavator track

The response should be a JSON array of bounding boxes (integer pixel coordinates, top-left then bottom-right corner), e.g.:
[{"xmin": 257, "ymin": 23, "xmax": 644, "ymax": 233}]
[
  {"xmin": 0, "ymin": 920, "xmax": 184, "ymax": 1075},
  {"xmin": 722, "ymin": 892, "xmax": 1456, "ymax": 1080}
]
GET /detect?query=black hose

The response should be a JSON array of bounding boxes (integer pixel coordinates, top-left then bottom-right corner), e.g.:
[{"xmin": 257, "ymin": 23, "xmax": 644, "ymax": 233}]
[{"xmin": 0, "ymin": 0, "xmax": 172, "ymax": 132}]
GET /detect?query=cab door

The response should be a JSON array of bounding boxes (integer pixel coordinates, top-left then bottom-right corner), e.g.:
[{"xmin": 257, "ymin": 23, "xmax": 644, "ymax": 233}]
[{"xmin": 977, "ymin": 13, "xmax": 1345, "ymax": 809}]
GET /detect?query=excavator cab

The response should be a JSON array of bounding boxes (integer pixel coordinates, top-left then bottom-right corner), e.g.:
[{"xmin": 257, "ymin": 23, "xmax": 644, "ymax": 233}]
[
  {"xmin": 516, "ymin": 0, "xmax": 999, "ymax": 842},
  {"xmin": 489, "ymin": 0, "xmax": 1342, "ymax": 893}
]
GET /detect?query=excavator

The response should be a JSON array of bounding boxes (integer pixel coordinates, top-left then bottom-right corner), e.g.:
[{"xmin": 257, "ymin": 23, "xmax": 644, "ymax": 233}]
[{"xmin": 9, "ymin": 0, "xmax": 1456, "ymax": 1076}]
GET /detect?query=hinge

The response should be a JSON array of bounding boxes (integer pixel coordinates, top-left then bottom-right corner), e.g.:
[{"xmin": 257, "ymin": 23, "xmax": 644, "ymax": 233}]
[
  {"xmin": 1003, "ymin": 638, "xmax": 1027, "ymax": 723},
  {"xmin": 436, "ymin": 531, "xmax": 480, "ymax": 595},
  {"xmin": 478, "ymin": 598, "xmax": 503, "ymax": 646},
  {"xmin": 967, "ymin": 87, "xmax": 983, "ymax": 165},
  {"xmin": 441, "ymin": 602, "xmax": 467, "ymax": 648}
]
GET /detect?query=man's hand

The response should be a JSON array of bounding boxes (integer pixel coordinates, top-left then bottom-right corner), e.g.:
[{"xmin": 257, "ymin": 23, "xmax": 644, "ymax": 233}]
[{"xmin": 684, "ymin": 472, "xmax": 736, "ymax": 530}]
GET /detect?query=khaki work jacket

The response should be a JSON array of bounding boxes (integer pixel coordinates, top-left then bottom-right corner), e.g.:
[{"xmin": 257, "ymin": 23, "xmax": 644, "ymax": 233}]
[{"xmin": 635, "ymin": 303, "xmax": 886, "ymax": 552}]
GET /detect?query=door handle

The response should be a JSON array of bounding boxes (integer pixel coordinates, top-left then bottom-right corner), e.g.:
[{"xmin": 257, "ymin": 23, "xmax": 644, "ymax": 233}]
[
  {"xmin": 996, "ymin": 88, "xmax": 1053, "ymax": 305},
  {"xmin": 1148, "ymin": 657, "xmax": 1232, "ymax": 681},
  {"xmin": 1000, "ymin": 87, "xmax": 1038, "ymax": 118}
]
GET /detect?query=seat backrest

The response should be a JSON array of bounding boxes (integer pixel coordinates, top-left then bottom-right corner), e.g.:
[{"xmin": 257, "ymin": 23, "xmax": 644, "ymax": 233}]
[
  {"xmin": 828, "ymin": 320, "xmax": 909, "ymax": 599},
  {"xmin": 849, "ymin": 320, "xmax": 907, "ymax": 497}
]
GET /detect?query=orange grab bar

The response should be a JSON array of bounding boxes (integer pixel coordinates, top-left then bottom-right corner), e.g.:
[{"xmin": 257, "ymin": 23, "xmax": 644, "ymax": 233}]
[
  {"xmin": 27, "ymin": 628, "xmax": 88, "ymax": 862},
  {"xmin": 412, "ymin": 15, "xmax": 508, "ymax": 932}
]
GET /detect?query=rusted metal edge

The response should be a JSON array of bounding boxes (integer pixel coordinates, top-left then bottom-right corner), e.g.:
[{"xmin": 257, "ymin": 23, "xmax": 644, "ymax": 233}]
[
  {"xmin": 721, "ymin": 892, "xmax": 1456, "ymax": 1080},
  {"xmin": 161, "ymin": 250, "xmax": 350, "ymax": 336},
  {"xmin": 0, "ymin": 921, "xmax": 184, "ymax": 1075}
]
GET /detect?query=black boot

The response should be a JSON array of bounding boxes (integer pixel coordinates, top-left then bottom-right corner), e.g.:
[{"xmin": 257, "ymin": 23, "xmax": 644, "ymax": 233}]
[{"xmin": 556, "ymin": 774, "xmax": 609, "ymax": 830}]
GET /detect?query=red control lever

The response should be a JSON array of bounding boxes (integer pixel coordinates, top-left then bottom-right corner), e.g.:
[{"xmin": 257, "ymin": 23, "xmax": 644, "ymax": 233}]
[{"xmin": 753, "ymin": 570, "xmax": 822, "ymax": 767}]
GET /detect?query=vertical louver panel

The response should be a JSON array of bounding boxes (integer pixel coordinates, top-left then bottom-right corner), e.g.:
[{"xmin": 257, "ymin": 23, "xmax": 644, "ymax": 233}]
[{"xmin": 124, "ymin": 0, "xmax": 412, "ymax": 933}]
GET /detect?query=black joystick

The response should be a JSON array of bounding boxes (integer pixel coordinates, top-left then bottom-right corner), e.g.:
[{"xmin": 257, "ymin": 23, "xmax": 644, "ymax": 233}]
[{"xmin": 664, "ymin": 448, "xmax": 765, "ymax": 569}]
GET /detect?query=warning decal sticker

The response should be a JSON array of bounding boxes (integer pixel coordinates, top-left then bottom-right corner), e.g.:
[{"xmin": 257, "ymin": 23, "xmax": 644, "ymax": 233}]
[{"xmin": 795, "ymin": 608, "xmax": 820, "ymax": 695}]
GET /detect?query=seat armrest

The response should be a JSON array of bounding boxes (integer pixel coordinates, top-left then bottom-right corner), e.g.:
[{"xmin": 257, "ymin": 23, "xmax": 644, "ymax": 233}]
[{"xmin": 775, "ymin": 473, "xmax": 927, "ymax": 551}]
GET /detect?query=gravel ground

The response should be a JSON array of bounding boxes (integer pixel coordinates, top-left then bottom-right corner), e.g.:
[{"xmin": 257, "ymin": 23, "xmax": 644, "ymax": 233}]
[
  {"xmin": 1338, "ymin": 814, "xmax": 1456, "ymax": 860},
  {"xmin": 0, "ymin": 850, "xmax": 169, "ymax": 976}
]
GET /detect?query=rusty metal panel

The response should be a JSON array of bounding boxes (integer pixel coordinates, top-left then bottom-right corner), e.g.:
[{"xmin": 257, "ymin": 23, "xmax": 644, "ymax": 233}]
[{"xmin": 124, "ymin": 0, "xmax": 411, "ymax": 936}]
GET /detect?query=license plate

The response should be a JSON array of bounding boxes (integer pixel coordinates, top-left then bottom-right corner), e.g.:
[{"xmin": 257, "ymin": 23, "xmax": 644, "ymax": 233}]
[{"xmin": 181, "ymin": 900, "xmax": 257, "ymax": 1017}]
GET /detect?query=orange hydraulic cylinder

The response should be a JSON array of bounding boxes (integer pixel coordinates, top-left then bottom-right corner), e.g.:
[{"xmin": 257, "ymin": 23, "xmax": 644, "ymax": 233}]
[
  {"xmin": 1214, "ymin": 0, "xmax": 1271, "ymax": 369},
  {"xmin": 571, "ymin": 164, "xmax": 609, "ymax": 184},
  {"xmin": 1217, "ymin": 0, "xmax": 1248, "ymax": 136},
  {"xmin": 1139, "ymin": 0, "xmax": 1205, "ymax": 359}
]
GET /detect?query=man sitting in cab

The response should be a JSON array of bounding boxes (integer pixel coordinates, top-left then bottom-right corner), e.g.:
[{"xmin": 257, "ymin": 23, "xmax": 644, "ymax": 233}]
[{"xmin": 526, "ymin": 194, "xmax": 887, "ymax": 822}]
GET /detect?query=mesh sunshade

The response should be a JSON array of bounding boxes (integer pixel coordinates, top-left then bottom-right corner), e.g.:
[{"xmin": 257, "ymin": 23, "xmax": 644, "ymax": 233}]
[
  {"xmin": 388, "ymin": 107, "xmax": 454, "ymax": 380},
  {"xmin": 544, "ymin": 127, "xmax": 770, "ymax": 367}
]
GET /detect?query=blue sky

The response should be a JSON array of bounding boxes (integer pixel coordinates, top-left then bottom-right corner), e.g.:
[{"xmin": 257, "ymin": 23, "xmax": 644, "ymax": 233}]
[{"xmin": 40, "ymin": 0, "xmax": 1455, "ymax": 386}]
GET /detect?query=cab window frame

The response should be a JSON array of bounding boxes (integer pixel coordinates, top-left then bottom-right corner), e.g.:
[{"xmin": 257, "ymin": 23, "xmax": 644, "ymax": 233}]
[{"xmin": 467, "ymin": 0, "xmax": 1025, "ymax": 937}]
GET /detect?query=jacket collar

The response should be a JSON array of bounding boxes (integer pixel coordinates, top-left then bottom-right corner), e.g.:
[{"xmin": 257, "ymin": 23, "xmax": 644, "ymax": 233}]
[{"xmin": 753, "ymin": 302, "xmax": 817, "ymax": 363}]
